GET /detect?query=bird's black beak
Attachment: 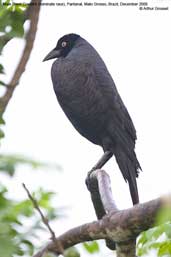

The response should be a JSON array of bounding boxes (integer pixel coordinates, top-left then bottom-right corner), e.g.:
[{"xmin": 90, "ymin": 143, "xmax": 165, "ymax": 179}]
[{"xmin": 43, "ymin": 48, "xmax": 61, "ymax": 62}]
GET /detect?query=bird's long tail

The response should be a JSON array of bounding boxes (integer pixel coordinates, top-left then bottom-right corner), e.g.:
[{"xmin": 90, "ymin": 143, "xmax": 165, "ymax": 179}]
[{"xmin": 114, "ymin": 148, "xmax": 140, "ymax": 205}]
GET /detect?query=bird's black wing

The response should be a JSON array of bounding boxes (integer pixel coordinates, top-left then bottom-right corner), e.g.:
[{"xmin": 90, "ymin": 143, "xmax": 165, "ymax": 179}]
[
  {"xmin": 91, "ymin": 60, "xmax": 141, "ymax": 205},
  {"xmin": 91, "ymin": 60, "xmax": 137, "ymax": 152}
]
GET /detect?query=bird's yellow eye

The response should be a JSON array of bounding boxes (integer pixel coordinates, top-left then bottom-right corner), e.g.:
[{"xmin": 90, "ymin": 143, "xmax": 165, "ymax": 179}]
[{"xmin": 61, "ymin": 41, "xmax": 67, "ymax": 47}]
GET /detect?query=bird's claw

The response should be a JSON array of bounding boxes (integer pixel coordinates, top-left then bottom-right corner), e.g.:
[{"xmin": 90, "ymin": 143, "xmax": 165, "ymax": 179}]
[{"xmin": 85, "ymin": 167, "xmax": 96, "ymax": 190}]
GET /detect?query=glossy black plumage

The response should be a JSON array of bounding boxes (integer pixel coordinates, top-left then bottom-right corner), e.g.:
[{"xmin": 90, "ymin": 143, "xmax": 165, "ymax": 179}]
[{"xmin": 44, "ymin": 33, "xmax": 141, "ymax": 204}]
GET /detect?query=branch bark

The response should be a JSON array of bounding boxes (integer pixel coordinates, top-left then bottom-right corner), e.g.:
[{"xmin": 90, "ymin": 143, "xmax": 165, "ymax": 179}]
[
  {"xmin": 86, "ymin": 169, "xmax": 118, "ymax": 217},
  {"xmin": 86, "ymin": 169, "xmax": 117, "ymax": 250},
  {"xmin": 0, "ymin": 0, "xmax": 41, "ymax": 115},
  {"xmin": 33, "ymin": 169, "xmax": 168, "ymax": 257}
]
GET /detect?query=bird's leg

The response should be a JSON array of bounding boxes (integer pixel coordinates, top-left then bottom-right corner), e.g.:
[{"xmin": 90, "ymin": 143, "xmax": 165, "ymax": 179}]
[
  {"xmin": 86, "ymin": 151, "xmax": 113, "ymax": 190},
  {"xmin": 91, "ymin": 150, "xmax": 113, "ymax": 172}
]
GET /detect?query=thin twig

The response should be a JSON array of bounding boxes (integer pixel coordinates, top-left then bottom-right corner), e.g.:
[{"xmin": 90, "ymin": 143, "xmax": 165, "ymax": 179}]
[
  {"xmin": 22, "ymin": 183, "xmax": 56, "ymax": 240},
  {"xmin": 22, "ymin": 183, "xmax": 64, "ymax": 255}
]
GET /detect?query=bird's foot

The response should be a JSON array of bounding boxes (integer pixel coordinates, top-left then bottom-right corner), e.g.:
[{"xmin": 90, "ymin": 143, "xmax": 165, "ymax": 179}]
[
  {"xmin": 85, "ymin": 168, "xmax": 95, "ymax": 190},
  {"xmin": 85, "ymin": 151, "xmax": 113, "ymax": 190}
]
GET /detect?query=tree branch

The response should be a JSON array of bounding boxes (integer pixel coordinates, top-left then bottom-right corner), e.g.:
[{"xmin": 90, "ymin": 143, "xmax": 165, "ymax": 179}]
[
  {"xmin": 33, "ymin": 196, "xmax": 167, "ymax": 256},
  {"xmin": 89, "ymin": 169, "xmax": 118, "ymax": 213},
  {"xmin": 33, "ymin": 169, "xmax": 168, "ymax": 257},
  {"xmin": 0, "ymin": 0, "xmax": 41, "ymax": 115},
  {"xmin": 86, "ymin": 169, "xmax": 117, "ymax": 250}
]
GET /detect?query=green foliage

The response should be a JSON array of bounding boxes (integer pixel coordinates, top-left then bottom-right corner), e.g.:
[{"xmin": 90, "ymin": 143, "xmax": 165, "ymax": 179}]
[
  {"xmin": 0, "ymin": 127, "xmax": 5, "ymax": 139},
  {"xmin": 0, "ymin": 116, "xmax": 5, "ymax": 125},
  {"xmin": 156, "ymin": 205, "xmax": 171, "ymax": 226},
  {"xmin": 0, "ymin": 0, "xmax": 27, "ymax": 43},
  {"xmin": 0, "ymin": 152, "xmax": 62, "ymax": 257},
  {"xmin": 0, "ymin": 4, "xmax": 65, "ymax": 257},
  {"xmin": 0, "ymin": 183, "xmax": 58, "ymax": 257},
  {"xmin": 0, "ymin": 1, "xmax": 28, "ymax": 141},
  {"xmin": 0, "ymin": 63, "xmax": 6, "ymax": 87},
  {"xmin": 0, "ymin": 116, "xmax": 5, "ymax": 137},
  {"xmin": 137, "ymin": 206, "xmax": 171, "ymax": 257},
  {"xmin": 83, "ymin": 241, "xmax": 100, "ymax": 254},
  {"xmin": 0, "ymin": 2, "xmax": 91, "ymax": 257},
  {"xmin": 0, "ymin": 63, "xmax": 5, "ymax": 74},
  {"xmin": 0, "ymin": 153, "xmax": 60, "ymax": 176},
  {"xmin": 137, "ymin": 225, "xmax": 171, "ymax": 256},
  {"xmin": 0, "ymin": 116, "xmax": 61, "ymax": 256}
]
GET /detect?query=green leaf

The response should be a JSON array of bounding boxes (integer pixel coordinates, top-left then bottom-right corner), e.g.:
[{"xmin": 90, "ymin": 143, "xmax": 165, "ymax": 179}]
[
  {"xmin": 83, "ymin": 241, "xmax": 99, "ymax": 254},
  {"xmin": 12, "ymin": 199, "xmax": 33, "ymax": 217},
  {"xmin": 0, "ymin": 80, "xmax": 6, "ymax": 86},
  {"xmin": 0, "ymin": 128, "xmax": 5, "ymax": 139},
  {"xmin": 137, "ymin": 231, "xmax": 147, "ymax": 246},
  {"xmin": 15, "ymin": 4, "xmax": 28, "ymax": 12},
  {"xmin": 0, "ymin": 64, "xmax": 5, "ymax": 74},
  {"xmin": 156, "ymin": 206, "xmax": 171, "ymax": 225},
  {"xmin": 163, "ymin": 223, "xmax": 171, "ymax": 238},
  {"xmin": 0, "ymin": 181, "xmax": 59, "ymax": 256},
  {"xmin": 158, "ymin": 241, "xmax": 171, "ymax": 256},
  {"xmin": 0, "ymin": 153, "xmax": 60, "ymax": 176},
  {"xmin": 0, "ymin": 162, "xmax": 15, "ymax": 176},
  {"xmin": 0, "ymin": 11, "xmax": 11, "ymax": 32},
  {"xmin": 0, "ymin": 116, "xmax": 5, "ymax": 125},
  {"xmin": 137, "ymin": 222, "xmax": 171, "ymax": 256},
  {"xmin": 20, "ymin": 240, "xmax": 34, "ymax": 256},
  {"xmin": 0, "ymin": 235, "xmax": 18, "ymax": 257},
  {"xmin": 0, "ymin": 3, "xmax": 26, "ymax": 38}
]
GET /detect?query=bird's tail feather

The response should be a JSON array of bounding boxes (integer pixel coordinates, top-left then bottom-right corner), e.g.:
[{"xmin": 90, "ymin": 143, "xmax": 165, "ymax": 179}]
[{"xmin": 114, "ymin": 148, "xmax": 140, "ymax": 205}]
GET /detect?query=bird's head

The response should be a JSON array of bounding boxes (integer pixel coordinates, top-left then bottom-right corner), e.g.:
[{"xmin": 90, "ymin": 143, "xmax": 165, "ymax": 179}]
[{"xmin": 43, "ymin": 33, "xmax": 80, "ymax": 61}]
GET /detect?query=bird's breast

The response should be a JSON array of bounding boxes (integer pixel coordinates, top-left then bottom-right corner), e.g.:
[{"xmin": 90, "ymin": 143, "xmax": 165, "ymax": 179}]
[
  {"xmin": 51, "ymin": 58, "xmax": 108, "ymax": 145},
  {"xmin": 51, "ymin": 59, "xmax": 96, "ymax": 106}
]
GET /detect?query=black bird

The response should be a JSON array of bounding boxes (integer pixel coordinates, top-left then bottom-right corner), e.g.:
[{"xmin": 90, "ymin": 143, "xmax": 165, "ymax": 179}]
[{"xmin": 43, "ymin": 33, "xmax": 141, "ymax": 205}]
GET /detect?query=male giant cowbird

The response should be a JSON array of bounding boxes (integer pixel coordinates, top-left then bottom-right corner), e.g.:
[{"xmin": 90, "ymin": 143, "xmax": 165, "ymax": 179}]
[{"xmin": 43, "ymin": 33, "xmax": 141, "ymax": 205}]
